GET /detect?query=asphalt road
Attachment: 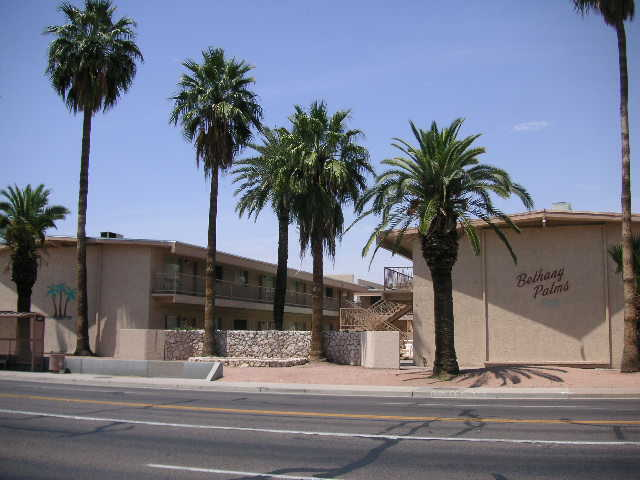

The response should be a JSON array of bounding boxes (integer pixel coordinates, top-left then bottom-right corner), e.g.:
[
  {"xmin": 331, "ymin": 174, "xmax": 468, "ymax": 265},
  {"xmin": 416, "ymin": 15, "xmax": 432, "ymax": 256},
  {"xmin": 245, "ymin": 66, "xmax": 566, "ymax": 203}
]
[{"xmin": 0, "ymin": 380, "xmax": 639, "ymax": 479}]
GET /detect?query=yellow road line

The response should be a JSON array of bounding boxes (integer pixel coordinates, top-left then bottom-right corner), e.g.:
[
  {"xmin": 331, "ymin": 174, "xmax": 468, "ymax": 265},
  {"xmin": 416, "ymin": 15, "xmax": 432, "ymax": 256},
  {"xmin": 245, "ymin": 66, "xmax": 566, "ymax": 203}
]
[{"xmin": 0, "ymin": 393, "xmax": 638, "ymax": 425}]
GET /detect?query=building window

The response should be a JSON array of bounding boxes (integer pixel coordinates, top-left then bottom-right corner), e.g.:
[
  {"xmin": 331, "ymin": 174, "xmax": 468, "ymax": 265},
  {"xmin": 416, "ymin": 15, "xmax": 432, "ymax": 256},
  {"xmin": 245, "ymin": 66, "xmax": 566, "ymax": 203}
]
[
  {"xmin": 165, "ymin": 315, "xmax": 195, "ymax": 330},
  {"xmin": 233, "ymin": 319, "xmax": 247, "ymax": 330},
  {"xmin": 325, "ymin": 287, "xmax": 334, "ymax": 298},
  {"xmin": 215, "ymin": 265, "xmax": 223, "ymax": 280},
  {"xmin": 238, "ymin": 270, "xmax": 249, "ymax": 285},
  {"xmin": 260, "ymin": 275, "xmax": 274, "ymax": 288}
]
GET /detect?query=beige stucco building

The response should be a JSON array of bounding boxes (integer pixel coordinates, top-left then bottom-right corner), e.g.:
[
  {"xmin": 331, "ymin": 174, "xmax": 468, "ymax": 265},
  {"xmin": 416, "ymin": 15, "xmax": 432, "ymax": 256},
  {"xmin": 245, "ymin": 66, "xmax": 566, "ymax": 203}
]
[
  {"xmin": 380, "ymin": 210, "xmax": 640, "ymax": 369},
  {"xmin": 0, "ymin": 235, "xmax": 367, "ymax": 356}
]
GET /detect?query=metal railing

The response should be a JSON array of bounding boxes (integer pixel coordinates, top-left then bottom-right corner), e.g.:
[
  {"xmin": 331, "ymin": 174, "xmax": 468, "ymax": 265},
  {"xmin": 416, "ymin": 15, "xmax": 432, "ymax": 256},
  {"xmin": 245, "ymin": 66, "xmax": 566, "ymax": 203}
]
[
  {"xmin": 384, "ymin": 266, "xmax": 414, "ymax": 290},
  {"xmin": 152, "ymin": 272, "xmax": 339, "ymax": 310}
]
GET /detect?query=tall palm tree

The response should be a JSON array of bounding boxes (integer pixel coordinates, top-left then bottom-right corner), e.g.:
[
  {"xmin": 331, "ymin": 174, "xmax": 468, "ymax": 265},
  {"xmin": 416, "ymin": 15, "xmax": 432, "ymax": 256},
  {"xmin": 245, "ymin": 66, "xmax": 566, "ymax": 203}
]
[
  {"xmin": 356, "ymin": 119, "xmax": 533, "ymax": 377},
  {"xmin": 233, "ymin": 127, "xmax": 297, "ymax": 330},
  {"xmin": 45, "ymin": 0, "xmax": 143, "ymax": 356},
  {"xmin": 290, "ymin": 101, "xmax": 373, "ymax": 360},
  {"xmin": 0, "ymin": 184, "xmax": 69, "ymax": 358},
  {"xmin": 170, "ymin": 47, "xmax": 262, "ymax": 355},
  {"xmin": 573, "ymin": 0, "xmax": 638, "ymax": 372}
]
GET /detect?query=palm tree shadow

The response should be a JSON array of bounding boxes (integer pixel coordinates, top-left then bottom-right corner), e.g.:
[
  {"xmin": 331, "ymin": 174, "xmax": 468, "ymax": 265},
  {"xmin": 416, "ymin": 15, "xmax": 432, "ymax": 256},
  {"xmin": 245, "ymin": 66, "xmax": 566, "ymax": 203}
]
[
  {"xmin": 456, "ymin": 366, "xmax": 567, "ymax": 387},
  {"xmin": 228, "ymin": 421, "xmax": 436, "ymax": 479},
  {"xmin": 397, "ymin": 365, "xmax": 567, "ymax": 387}
]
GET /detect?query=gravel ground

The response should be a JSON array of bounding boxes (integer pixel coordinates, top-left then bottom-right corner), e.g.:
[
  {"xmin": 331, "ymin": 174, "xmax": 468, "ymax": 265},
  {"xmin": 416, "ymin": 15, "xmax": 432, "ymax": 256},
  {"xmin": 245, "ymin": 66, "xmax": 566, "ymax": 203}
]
[{"xmin": 219, "ymin": 362, "xmax": 640, "ymax": 388}]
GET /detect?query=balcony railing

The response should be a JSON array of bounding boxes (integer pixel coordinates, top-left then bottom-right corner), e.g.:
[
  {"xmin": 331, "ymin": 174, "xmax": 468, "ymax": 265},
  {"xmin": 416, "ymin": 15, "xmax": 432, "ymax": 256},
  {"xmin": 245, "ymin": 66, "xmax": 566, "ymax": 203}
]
[
  {"xmin": 152, "ymin": 272, "xmax": 339, "ymax": 310},
  {"xmin": 384, "ymin": 266, "xmax": 414, "ymax": 290}
]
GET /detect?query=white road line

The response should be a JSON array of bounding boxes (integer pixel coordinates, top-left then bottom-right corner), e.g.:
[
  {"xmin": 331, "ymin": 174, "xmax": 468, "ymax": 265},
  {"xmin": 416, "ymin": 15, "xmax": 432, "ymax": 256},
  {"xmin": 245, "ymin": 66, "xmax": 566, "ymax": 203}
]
[
  {"xmin": 148, "ymin": 463, "xmax": 341, "ymax": 479},
  {"xmin": 381, "ymin": 402, "xmax": 636, "ymax": 411},
  {"xmin": 1, "ymin": 408, "xmax": 639, "ymax": 447},
  {"xmin": 420, "ymin": 404, "xmax": 630, "ymax": 410}
]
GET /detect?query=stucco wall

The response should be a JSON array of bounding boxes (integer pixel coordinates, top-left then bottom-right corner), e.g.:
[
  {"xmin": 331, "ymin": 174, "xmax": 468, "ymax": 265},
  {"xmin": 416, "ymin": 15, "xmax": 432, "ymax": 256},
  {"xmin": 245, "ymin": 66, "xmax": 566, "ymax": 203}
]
[
  {"xmin": 485, "ymin": 225, "xmax": 608, "ymax": 364},
  {"xmin": 115, "ymin": 328, "xmax": 168, "ymax": 360},
  {"xmin": 412, "ymin": 222, "xmax": 637, "ymax": 368},
  {"xmin": 96, "ymin": 244, "xmax": 153, "ymax": 356},
  {"xmin": 1, "ymin": 245, "xmax": 100, "ymax": 354},
  {"xmin": 1, "ymin": 243, "xmax": 153, "ymax": 356}
]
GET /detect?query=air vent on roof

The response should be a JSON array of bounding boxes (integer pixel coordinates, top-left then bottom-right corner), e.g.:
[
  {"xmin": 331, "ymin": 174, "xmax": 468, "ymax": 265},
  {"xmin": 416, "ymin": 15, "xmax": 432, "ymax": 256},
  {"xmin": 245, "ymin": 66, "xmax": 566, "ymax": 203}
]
[
  {"xmin": 100, "ymin": 232, "xmax": 123, "ymax": 239},
  {"xmin": 550, "ymin": 202, "xmax": 572, "ymax": 212}
]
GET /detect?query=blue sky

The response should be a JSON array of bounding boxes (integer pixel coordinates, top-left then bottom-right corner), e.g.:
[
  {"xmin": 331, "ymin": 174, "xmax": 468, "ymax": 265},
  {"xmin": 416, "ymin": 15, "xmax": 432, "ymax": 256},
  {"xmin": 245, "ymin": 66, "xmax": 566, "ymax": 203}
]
[{"xmin": 1, "ymin": 0, "xmax": 638, "ymax": 283}]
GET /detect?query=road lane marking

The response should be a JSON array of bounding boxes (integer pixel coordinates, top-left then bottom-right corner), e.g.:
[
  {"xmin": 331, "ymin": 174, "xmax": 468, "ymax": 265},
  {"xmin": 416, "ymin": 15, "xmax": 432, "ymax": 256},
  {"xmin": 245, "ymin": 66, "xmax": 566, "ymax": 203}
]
[
  {"xmin": 413, "ymin": 403, "xmax": 634, "ymax": 410},
  {"xmin": 1, "ymin": 408, "xmax": 639, "ymax": 446},
  {"xmin": 148, "ymin": 463, "xmax": 341, "ymax": 479},
  {"xmin": 0, "ymin": 393, "xmax": 638, "ymax": 425}
]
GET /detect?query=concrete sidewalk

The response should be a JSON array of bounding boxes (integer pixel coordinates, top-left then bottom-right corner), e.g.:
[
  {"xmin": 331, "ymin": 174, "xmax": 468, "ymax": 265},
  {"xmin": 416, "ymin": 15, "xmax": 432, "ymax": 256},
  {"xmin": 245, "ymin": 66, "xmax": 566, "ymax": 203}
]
[{"xmin": 1, "ymin": 369, "xmax": 639, "ymax": 400}]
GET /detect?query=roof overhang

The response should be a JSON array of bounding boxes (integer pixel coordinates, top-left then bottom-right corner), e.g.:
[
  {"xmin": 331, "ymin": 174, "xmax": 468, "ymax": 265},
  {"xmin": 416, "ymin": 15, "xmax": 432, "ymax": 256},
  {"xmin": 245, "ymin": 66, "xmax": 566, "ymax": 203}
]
[
  {"xmin": 9, "ymin": 236, "xmax": 369, "ymax": 293},
  {"xmin": 378, "ymin": 210, "xmax": 640, "ymax": 260}
]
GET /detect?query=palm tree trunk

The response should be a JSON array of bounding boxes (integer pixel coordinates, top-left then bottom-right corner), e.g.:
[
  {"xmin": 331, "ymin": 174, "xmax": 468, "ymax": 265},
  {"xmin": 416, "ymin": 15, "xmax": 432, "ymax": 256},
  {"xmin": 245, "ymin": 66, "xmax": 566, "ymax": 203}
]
[
  {"xmin": 203, "ymin": 167, "xmax": 219, "ymax": 356},
  {"xmin": 273, "ymin": 206, "xmax": 289, "ymax": 330},
  {"xmin": 422, "ymin": 231, "xmax": 460, "ymax": 377},
  {"xmin": 616, "ymin": 21, "xmax": 639, "ymax": 373},
  {"xmin": 13, "ymin": 251, "xmax": 36, "ymax": 362},
  {"xmin": 74, "ymin": 109, "xmax": 93, "ymax": 356},
  {"xmin": 16, "ymin": 283, "xmax": 33, "ymax": 363},
  {"xmin": 309, "ymin": 234, "xmax": 324, "ymax": 360}
]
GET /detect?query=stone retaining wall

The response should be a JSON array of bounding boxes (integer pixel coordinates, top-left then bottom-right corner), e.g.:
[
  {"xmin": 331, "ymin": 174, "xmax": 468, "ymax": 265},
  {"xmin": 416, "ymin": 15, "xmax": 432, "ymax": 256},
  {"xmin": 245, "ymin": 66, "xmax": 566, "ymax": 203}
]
[
  {"xmin": 164, "ymin": 329, "xmax": 310, "ymax": 361},
  {"xmin": 323, "ymin": 331, "xmax": 362, "ymax": 365},
  {"xmin": 165, "ymin": 330, "xmax": 204, "ymax": 360}
]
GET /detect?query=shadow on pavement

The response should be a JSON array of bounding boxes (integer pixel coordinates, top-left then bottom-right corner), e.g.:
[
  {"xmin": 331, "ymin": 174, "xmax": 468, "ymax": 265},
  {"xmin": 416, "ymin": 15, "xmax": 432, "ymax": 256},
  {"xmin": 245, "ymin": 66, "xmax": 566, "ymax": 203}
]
[{"xmin": 396, "ymin": 365, "xmax": 567, "ymax": 387}]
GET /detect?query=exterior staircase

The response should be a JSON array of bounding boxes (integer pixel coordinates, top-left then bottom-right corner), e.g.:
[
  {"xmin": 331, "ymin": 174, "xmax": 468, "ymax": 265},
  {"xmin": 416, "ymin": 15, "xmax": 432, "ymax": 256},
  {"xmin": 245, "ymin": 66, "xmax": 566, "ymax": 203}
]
[{"xmin": 339, "ymin": 299, "xmax": 412, "ymax": 342}]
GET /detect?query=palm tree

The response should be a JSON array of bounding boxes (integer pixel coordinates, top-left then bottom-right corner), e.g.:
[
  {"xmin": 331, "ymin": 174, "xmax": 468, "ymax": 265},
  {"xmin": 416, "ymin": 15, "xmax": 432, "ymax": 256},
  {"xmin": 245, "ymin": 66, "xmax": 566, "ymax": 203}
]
[
  {"xmin": 355, "ymin": 119, "xmax": 533, "ymax": 377},
  {"xmin": 233, "ymin": 127, "xmax": 297, "ymax": 330},
  {"xmin": 573, "ymin": 0, "xmax": 638, "ymax": 372},
  {"xmin": 170, "ymin": 47, "xmax": 262, "ymax": 355},
  {"xmin": 0, "ymin": 184, "xmax": 69, "ymax": 358},
  {"xmin": 609, "ymin": 235, "xmax": 640, "ymax": 289},
  {"xmin": 45, "ymin": 0, "xmax": 143, "ymax": 356},
  {"xmin": 290, "ymin": 101, "xmax": 373, "ymax": 360},
  {"xmin": 609, "ymin": 237, "xmax": 640, "ymax": 344}
]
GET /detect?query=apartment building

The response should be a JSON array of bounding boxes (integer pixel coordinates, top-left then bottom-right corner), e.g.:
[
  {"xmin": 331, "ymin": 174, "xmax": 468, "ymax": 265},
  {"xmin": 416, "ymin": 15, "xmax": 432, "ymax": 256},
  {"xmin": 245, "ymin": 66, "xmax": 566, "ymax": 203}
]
[
  {"xmin": 0, "ymin": 234, "xmax": 367, "ymax": 356},
  {"xmin": 378, "ymin": 210, "xmax": 640, "ymax": 369}
]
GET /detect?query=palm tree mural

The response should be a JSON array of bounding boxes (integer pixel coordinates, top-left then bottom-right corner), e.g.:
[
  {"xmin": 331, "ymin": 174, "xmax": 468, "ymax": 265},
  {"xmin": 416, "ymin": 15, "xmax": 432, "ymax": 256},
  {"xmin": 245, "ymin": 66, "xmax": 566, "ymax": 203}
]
[
  {"xmin": 355, "ymin": 119, "xmax": 533, "ymax": 377},
  {"xmin": 45, "ymin": 0, "xmax": 143, "ymax": 356},
  {"xmin": 289, "ymin": 101, "xmax": 372, "ymax": 360},
  {"xmin": 573, "ymin": 0, "xmax": 638, "ymax": 372},
  {"xmin": 47, "ymin": 283, "xmax": 78, "ymax": 318},
  {"xmin": 170, "ymin": 47, "xmax": 262, "ymax": 355},
  {"xmin": 233, "ymin": 127, "xmax": 298, "ymax": 330},
  {"xmin": 0, "ymin": 184, "xmax": 69, "ymax": 358}
]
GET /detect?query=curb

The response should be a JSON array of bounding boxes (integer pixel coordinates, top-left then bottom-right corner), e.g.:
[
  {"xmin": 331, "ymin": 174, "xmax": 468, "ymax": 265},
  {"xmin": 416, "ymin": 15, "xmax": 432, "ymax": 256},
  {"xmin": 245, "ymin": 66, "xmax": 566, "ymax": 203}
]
[{"xmin": 1, "ymin": 372, "xmax": 639, "ymax": 400}]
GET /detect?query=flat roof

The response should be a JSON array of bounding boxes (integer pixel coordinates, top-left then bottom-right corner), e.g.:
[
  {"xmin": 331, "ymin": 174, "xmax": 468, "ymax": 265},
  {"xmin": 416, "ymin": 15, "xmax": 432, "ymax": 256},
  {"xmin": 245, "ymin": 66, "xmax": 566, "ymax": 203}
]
[
  {"xmin": 25, "ymin": 236, "xmax": 369, "ymax": 292},
  {"xmin": 379, "ymin": 210, "xmax": 640, "ymax": 259}
]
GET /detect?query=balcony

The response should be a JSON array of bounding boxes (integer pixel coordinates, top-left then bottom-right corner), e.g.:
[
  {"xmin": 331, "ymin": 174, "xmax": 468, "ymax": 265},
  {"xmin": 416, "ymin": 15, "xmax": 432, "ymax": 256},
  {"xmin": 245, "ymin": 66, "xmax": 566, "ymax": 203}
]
[
  {"xmin": 152, "ymin": 272, "xmax": 340, "ymax": 310},
  {"xmin": 384, "ymin": 266, "xmax": 413, "ymax": 290}
]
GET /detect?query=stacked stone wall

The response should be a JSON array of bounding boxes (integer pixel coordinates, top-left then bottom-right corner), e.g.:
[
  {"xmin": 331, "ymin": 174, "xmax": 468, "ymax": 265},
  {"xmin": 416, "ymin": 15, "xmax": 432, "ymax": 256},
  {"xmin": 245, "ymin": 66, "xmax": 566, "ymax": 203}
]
[
  {"xmin": 165, "ymin": 330, "xmax": 204, "ymax": 360},
  {"xmin": 164, "ymin": 330, "xmax": 310, "ymax": 361},
  {"xmin": 323, "ymin": 331, "xmax": 362, "ymax": 365}
]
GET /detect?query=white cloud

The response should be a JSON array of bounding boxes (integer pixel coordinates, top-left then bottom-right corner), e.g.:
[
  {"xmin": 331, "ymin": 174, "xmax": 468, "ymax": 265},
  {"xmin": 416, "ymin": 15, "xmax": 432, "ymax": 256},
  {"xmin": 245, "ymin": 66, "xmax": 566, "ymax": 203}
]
[{"xmin": 513, "ymin": 121, "xmax": 550, "ymax": 132}]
